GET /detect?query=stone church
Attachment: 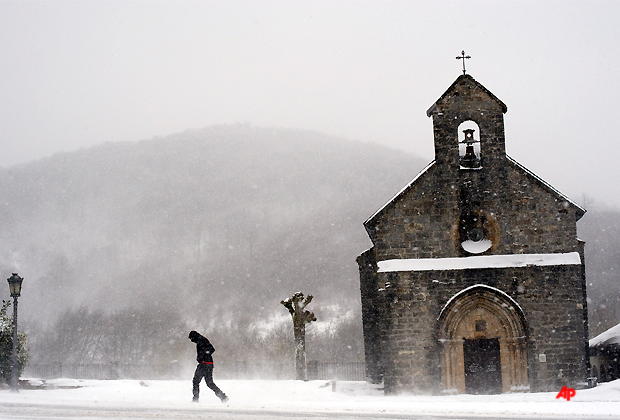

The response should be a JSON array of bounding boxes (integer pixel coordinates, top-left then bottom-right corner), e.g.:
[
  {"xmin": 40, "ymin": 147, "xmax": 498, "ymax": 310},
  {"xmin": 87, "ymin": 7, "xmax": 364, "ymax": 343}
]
[{"xmin": 357, "ymin": 73, "xmax": 589, "ymax": 394}]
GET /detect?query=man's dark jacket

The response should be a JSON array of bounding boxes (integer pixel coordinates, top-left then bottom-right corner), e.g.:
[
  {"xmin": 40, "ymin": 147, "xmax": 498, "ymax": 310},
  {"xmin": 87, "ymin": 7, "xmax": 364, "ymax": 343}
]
[{"xmin": 189, "ymin": 330, "xmax": 214, "ymax": 363}]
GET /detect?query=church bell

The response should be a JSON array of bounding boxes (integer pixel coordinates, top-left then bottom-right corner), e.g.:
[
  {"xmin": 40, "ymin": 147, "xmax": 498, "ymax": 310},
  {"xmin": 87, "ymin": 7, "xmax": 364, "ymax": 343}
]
[{"xmin": 460, "ymin": 128, "xmax": 480, "ymax": 168}]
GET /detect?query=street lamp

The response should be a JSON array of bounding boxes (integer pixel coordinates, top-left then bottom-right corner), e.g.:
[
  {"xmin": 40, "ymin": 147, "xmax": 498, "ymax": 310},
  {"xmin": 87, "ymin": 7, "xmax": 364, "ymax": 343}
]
[{"xmin": 7, "ymin": 273, "xmax": 23, "ymax": 392}]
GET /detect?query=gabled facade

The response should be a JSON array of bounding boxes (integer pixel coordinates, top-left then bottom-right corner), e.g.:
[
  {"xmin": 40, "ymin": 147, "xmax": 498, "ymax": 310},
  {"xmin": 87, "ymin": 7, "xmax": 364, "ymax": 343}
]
[{"xmin": 358, "ymin": 74, "xmax": 589, "ymax": 394}]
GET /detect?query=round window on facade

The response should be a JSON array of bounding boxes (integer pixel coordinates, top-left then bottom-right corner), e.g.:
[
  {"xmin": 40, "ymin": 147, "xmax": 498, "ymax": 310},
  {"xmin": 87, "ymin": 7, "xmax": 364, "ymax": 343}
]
[{"xmin": 457, "ymin": 210, "xmax": 500, "ymax": 255}]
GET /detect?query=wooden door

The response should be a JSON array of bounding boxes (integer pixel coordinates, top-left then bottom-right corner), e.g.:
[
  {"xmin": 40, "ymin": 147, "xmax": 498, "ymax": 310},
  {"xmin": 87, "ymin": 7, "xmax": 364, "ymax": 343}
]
[{"xmin": 463, "ymin": 338, "xmax": 502, "ymax": 394}]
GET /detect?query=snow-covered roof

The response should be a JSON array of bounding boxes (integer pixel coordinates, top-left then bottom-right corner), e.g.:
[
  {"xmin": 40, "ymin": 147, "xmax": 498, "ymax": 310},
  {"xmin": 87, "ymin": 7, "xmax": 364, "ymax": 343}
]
[
  {"xmin": 377, "ymin": 252, "xmax": 581, "ymax": 273},
  {"xmin": 590, "ymin": 322, "xmax": 620, "ymax": 347}
]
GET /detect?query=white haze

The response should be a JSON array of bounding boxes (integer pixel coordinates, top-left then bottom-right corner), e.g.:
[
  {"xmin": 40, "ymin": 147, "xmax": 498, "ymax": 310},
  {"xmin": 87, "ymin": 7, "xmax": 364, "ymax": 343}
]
[{"xmin": 1, "ymin": 1, "xmax": 619, "ymax": 208}]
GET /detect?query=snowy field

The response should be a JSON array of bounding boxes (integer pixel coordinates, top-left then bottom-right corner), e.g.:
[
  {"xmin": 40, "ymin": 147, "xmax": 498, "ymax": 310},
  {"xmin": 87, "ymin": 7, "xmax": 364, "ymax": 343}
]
[{"xmin": 0, "ymin": 378, "xmax": 619, "ymax": 419}]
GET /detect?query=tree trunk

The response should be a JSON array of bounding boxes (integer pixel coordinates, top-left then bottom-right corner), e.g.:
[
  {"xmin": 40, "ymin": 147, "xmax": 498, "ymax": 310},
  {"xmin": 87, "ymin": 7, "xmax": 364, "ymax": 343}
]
[
  {"xmin": 281, "ymin": 292, "xmax": 316, "ymax": 381},
  {"xmin": 294, "ymin": 314, "xmax": 307, "ymax": 380}
]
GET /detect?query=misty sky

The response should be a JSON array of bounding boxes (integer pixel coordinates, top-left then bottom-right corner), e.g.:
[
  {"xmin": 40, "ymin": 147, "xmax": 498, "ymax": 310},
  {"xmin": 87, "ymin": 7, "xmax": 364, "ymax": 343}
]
[{"xmin": 1, "ymin": 1, "xmax": 619, "ymax": 209}]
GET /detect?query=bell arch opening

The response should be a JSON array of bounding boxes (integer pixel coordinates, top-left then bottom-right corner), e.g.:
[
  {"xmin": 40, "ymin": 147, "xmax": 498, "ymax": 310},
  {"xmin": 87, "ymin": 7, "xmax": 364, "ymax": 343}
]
[
  {"xmin": 458, "ymin": 120, "xmax": 481, "ymax": 169},
  {"xmin": 437, "ymin": 285, "xmax": 529, "ymax": 394}
]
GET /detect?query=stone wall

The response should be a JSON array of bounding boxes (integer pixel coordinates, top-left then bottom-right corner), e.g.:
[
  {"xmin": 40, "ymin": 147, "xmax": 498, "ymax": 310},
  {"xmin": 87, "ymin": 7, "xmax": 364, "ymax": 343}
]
[
  {"xmin": 367, "ymin": 160, "xmax": 582, "ymax": 262},
  {"xmin": 357, "ymin": 247, "xmax": 384, "ymax": 384},
  {"xmin": 373, "ymin": 264, "xmax": 588, "ymax": 394}
]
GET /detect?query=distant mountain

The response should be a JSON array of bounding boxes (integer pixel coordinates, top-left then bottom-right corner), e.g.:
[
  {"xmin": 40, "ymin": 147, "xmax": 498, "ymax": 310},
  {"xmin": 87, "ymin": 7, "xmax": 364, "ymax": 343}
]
[
  {"xmin": 0, "ymin": 125, "xmax": 427, "ymax": 328},
  {"xmin": 578, "ymin": 209, "xmax": 620, "ymax": 336},
  {"xmin": 0, "ymin": 123, "xmax": 616, "ymax": 354}
]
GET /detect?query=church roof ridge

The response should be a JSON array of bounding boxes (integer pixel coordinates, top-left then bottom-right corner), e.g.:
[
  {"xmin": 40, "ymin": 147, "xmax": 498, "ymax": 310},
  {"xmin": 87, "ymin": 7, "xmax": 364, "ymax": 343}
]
[
  {"xmin": 506, "ymin": 155, "xmax": 586, "ymax": 220},
  {"xmin": 364, "ymin": 160, "xmax": 435, "ymax": 228},
  {"xmin": 363, "ymin": 154, "xmax": 586, "ymax": 230},
  {"xmin": 426, "ymin": 74, "xmax": 508, "ymax": 117}
]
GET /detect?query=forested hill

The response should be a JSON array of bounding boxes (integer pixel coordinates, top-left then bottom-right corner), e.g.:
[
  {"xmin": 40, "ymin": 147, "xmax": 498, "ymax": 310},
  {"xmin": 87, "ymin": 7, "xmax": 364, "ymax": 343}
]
[
  {"xmin": 0, "ymin": 125, "xmax": 428, "ymax": 327},
  {"xmin": 0, "ymin": 123, "xmax": 617, "ymax": 354}
]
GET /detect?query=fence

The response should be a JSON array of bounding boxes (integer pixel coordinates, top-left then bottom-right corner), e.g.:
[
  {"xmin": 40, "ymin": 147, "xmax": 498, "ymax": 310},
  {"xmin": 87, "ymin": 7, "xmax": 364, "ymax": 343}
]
[
  {"xmin": 218, "ymin": 361, "xmax": 295, "ymax": 380},
  {"xmin": 309, "ymin": 361, "xmax": 366, "ymax": 381},
  {"xmin": 24, "ymin": 361, "xmax": 366, "ymax": 381},
  {"xmin": 24, "ymin": 362, "xmax": 181, "ymax": 381}
]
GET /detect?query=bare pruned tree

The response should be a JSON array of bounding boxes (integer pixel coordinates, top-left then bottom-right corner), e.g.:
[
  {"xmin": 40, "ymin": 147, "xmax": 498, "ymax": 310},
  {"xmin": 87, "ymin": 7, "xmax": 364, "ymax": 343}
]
[{"xmin": 281, "ymin": 292, "xmax": 316, "ymax": 380}]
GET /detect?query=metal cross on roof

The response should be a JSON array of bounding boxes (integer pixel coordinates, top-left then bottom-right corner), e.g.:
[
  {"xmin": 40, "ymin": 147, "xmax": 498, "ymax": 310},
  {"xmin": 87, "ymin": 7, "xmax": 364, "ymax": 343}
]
[{"xmin": 456, "ymin": 50, "xmax": 471, "ymax": 75}]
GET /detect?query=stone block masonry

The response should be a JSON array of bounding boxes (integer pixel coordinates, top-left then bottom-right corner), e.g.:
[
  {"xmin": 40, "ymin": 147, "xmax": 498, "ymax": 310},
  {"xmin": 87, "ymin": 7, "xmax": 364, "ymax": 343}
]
[{"xmin": 358, "ymin": 73, "xmax": 588, "ymax": 395}]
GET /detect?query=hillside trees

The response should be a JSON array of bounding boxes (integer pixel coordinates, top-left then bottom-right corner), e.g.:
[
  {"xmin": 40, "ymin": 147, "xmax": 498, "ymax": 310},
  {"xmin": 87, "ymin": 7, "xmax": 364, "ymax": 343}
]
[
  {"xmin": 577, "ymin": 208, "xmax": 620, "ymax": 336},
  {"xmin": 0, "ymin": 126, "xmax": 426, "ymax": 329},
  {"xmin": 30, "ymin": 305, "xmax": 188, "ymax": 366},
  {"xmin": 28, "ymin": 301, "xmax": 363, "ymax": 376}
]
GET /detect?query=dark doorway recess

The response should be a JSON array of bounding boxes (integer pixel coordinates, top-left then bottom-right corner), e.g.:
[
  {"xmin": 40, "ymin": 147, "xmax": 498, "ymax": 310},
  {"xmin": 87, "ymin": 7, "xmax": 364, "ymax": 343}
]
[{"xmin": 463, "ymin": 338, "xmax": 502, "ymax": 394}]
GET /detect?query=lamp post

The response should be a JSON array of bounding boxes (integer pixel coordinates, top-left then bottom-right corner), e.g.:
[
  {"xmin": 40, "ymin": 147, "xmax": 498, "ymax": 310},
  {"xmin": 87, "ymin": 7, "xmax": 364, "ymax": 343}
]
[{"xmin": 7, "ymin": 273, "xmax": 23, "ymax": 393}]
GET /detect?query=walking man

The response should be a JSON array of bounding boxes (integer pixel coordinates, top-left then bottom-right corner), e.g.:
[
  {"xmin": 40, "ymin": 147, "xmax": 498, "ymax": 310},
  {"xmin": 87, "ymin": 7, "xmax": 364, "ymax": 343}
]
[{"xmin": 188, "ymin": 330, "xmax": 228, "ymax": 403}]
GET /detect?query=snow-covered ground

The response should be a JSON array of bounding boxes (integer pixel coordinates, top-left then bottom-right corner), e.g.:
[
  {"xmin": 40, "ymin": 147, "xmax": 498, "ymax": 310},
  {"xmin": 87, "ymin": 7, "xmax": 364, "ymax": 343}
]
[{"xmin": 0, "ymin": 378, "xmax": 619, "ymax": 418}]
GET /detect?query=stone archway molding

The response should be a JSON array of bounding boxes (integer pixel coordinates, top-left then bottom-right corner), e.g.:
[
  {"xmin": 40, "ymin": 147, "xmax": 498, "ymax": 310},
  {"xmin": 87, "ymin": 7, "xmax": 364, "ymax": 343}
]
[
  {"xmin": 437, "ymin": 284, "xmax": 529, "ymax": 394},
  {"xmin": 437, "ymin": 284, "xmax": 527, "ymax": 325}
]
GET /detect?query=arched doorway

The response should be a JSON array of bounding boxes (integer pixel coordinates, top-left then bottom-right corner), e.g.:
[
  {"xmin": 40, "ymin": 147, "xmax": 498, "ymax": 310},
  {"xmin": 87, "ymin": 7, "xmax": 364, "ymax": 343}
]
[{"xmin": 437, "ymin": 285, "xmax": 528, "ymax": 394}]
